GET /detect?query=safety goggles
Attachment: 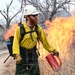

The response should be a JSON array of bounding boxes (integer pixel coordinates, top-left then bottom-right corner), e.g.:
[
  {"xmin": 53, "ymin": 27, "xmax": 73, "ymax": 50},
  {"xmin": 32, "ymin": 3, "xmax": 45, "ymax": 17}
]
[
  {"xmin": 27, "ymin": 14, "xmax": 38, "ymax": 17},
  {"xmin": 31, "ymin": 14, "xmax": 38, "ymax": 17}
]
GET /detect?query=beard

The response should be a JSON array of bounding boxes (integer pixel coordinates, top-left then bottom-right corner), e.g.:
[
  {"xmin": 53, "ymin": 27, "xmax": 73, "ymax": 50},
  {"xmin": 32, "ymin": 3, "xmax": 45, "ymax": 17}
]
[{"xmin": 29, "ymin": 17, "xmax": 38, "ymax": 26}]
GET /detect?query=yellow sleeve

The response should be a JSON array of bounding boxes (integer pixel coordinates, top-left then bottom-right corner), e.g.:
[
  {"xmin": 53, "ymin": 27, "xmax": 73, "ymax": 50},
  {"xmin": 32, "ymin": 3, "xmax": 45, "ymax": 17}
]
[
  {"xmin": 38, "ymin": 26, "xmax": 54, "ymax": 52},
  {"xmin": 12, "ymin": 26, "xmax": 21, "ymax": 54}
]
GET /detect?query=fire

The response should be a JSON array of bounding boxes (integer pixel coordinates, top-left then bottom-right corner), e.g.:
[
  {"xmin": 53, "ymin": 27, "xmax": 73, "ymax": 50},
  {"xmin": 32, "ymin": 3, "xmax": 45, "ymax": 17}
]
[
  {"xmin": 3, "ymin": 23, "xmax": 18, "ymax": 40},
  {"xmin": 43, "ymin": 16, "xmax": 75, "ymax": 59}
]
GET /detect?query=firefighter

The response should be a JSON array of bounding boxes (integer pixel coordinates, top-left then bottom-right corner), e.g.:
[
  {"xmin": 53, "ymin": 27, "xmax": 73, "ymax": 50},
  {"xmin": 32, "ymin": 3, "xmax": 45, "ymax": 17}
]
[{"xmin": 13, "ymin": 5, "xmax": 59, "ymax": 75}]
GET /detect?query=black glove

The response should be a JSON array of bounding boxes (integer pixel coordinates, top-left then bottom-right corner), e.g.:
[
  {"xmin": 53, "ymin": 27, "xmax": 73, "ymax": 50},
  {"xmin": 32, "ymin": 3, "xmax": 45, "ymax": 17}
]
[{"xmin": 52, "ymin": 49, "xmax": 59, "ymax": 57}]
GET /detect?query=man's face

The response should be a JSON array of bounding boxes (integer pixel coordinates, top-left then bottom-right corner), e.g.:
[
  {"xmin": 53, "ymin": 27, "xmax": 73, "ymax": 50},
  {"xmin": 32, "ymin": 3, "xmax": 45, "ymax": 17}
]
[{"xmin": 28, "ymin": 14, "xmax": 38, "ymax": 26}]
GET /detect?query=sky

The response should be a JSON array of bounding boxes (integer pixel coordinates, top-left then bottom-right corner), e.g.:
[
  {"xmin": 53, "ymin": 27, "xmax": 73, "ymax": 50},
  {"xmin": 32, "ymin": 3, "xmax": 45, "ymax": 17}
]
[
  {"xmin": 0, "ymin": 0, "xmax": 20, "ymax": 10},
  {"xmin": 0, "ymin": 0, "xmax": 21, "ymax": 20}
]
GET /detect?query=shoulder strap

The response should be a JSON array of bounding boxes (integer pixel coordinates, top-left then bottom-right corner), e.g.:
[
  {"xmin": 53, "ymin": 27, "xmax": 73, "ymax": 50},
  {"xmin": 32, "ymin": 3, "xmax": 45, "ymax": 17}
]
[
  {"xmin": 18, "ymin": 22, "xmax": 25, "ymax": 43},
  {"xmin": 35, "ymin": 25, "xmax": 39, "ymax": 41},
  {"xmin": 18, "ymin": 22, "xmax": 39, "ymax": 43},
  {"xmin": 35, "ymin": 25, "xmax": 38, "ymax": 35}
]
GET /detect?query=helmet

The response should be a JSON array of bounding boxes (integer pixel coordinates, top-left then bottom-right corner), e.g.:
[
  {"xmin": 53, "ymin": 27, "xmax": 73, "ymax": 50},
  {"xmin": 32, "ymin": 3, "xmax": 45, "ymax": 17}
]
[{"xmin": 23, "ymin": 5, "xmax": 39, "ymax": 16}]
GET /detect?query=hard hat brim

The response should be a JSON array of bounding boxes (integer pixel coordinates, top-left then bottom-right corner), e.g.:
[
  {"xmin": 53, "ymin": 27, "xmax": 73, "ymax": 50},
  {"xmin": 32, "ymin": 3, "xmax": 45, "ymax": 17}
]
[
  {"xmin": 24, "ymin": 11, "xmax": 39, "ymax": 16},
  {"xmin": 31, "ymin": 11, "xmax": 39, "ymax": 15}
]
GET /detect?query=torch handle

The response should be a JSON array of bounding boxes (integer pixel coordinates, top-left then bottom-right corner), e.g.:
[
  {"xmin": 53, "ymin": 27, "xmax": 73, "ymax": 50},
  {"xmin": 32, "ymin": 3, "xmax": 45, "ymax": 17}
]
[{"xmin": 3, "ymin": 55, "xmax": 10, "ymax": 63}]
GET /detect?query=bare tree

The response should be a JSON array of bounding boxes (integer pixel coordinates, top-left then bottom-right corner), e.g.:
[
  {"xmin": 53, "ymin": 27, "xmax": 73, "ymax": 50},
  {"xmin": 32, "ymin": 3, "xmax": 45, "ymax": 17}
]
[
  {"xmin": 22, "ymin": 0, "xmax": 75, "ymax": 22},
  {"xmin": 0, "ymin": 0, "xmax": 23, "ymax": 30}
]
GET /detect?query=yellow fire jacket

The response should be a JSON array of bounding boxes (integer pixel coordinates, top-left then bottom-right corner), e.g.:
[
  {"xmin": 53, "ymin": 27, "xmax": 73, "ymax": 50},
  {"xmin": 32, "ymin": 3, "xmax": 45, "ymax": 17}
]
[{"xmin": 13, "ymin": 22, "xmax": 54, "ymax": 54}]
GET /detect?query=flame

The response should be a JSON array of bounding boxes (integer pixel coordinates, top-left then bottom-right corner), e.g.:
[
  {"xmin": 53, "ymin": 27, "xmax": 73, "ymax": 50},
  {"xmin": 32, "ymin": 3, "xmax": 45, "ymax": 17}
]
[
  {"xmin": 42, "ymin": 16, "xmax": 75, "ymax": 59},
  {"xmin": 3, "ymin": 23, "xmax": 18, "ymax": 40}
]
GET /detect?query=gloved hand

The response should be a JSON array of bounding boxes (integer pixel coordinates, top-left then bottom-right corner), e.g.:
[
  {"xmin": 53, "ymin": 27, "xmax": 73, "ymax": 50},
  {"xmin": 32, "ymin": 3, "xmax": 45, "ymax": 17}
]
[
  {"xmin": 52, "ymin": 49, "xmax": 59, "ymax": 57},
  {"xmin": 13, "ymin": 54, "xmax": 22, "ymax": 64}
]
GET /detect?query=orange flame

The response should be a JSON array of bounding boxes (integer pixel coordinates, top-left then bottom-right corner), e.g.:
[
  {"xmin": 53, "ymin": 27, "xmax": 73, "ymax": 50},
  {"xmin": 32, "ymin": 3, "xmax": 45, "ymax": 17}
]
[
  {"xmin": 3, "ymin": 23, "xmax": 18, "ymax": 40},
  {"xmin": 43, "ymin": 16, "xmax": 75, "ymax": 59}
]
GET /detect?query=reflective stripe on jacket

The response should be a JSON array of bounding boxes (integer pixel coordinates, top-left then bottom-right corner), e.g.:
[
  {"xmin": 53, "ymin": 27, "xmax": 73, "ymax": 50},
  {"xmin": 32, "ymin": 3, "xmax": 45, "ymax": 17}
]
[{"xmin": 13, "ymin": 22, "xmax": 54, "ymax": 54}]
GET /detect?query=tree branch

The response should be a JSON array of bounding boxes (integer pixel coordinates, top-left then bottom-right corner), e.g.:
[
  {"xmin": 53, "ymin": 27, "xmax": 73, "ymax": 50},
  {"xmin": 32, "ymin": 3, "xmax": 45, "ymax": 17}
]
[{"xmin": 0, "ymin": 10, "xmax": 7, "ymax": 19}]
